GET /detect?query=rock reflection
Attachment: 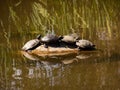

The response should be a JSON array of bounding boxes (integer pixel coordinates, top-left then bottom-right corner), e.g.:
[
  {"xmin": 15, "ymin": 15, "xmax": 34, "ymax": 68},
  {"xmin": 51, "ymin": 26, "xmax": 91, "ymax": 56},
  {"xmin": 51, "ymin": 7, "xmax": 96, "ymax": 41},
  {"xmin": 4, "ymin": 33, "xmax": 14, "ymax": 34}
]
[
  {"xmin": 61, "ymin": 53, "xmax": 95, "ymax": 65},
  {"xmin": 76, "ymin": 54, "xmax": 92, "ymax": 60},
  {"xmin": 21, "ymin": 51, "xmax": 40, "ymax": 60},
  {"xmin": 61, "ymin": 59, "xmax": 77, "ymax": 65},
  {"xmin": 21, "ymin": 50, "xmax": 99, "ymax": 65}
]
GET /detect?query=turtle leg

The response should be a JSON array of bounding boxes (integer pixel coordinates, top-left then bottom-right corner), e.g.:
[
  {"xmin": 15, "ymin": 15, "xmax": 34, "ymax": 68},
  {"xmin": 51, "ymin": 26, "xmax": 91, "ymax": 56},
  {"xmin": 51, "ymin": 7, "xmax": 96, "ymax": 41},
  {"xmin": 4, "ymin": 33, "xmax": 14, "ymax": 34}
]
[
  {"xmin": 44, "ymin": 43, "xmax": 48, "ymax": 48},
  {"xmin": 27, "ymin": 49, "xmax": 32, "ymax": 53},
  {"xmin": 77, "ymin": 47, "xmax": 83, "ymax": 51},
  {"xmin": 44, "ymin": 43, "xmax": 49, "ymax": 52}
]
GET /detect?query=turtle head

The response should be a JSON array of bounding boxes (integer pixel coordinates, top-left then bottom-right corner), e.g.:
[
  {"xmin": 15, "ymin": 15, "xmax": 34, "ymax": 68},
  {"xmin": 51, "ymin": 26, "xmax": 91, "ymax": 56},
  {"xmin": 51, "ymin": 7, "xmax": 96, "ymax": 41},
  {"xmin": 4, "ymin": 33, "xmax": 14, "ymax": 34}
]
[
  {"xmin": 75, "ymin": 37, "xmax": 80, "ymax": 41},
  {"xmin": 46, "ymin": 30, "xmax": 51, "ymax": 35},
  {"xmin": 76, "ymin": 39, "xmax": 80, "ymax": 42},
  {"xmin": 36, "ymin": 34, "xmax": 42, "ymax": 40},
  {"xmin": 58, "ymin": 35, "xmax": 64, "ymax": 40}
]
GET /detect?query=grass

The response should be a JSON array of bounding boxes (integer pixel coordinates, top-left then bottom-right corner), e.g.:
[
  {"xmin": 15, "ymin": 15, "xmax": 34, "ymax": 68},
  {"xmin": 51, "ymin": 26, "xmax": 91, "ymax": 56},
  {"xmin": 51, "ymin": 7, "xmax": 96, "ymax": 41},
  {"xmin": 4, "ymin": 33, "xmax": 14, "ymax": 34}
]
[{"xmin": 0, "ymin": 0, "xmax": 120, "ymax": 39}]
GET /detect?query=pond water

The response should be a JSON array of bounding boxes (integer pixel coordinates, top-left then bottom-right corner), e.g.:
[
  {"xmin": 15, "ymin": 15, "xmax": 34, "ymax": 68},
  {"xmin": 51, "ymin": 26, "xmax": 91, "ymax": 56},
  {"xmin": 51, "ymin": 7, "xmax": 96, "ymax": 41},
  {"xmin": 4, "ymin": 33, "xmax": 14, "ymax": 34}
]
[{"xmin": 0, "ymin": 0, "xmax": 120, "ymax": 90}]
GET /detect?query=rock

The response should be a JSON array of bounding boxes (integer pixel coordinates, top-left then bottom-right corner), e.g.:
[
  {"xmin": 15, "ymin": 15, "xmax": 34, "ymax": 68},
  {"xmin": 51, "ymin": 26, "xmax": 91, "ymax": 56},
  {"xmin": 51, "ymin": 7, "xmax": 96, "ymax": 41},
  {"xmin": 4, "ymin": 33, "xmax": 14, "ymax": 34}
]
[{"xmin": 31, "ymin": 45, "xmax": 79, "ymax": 56}]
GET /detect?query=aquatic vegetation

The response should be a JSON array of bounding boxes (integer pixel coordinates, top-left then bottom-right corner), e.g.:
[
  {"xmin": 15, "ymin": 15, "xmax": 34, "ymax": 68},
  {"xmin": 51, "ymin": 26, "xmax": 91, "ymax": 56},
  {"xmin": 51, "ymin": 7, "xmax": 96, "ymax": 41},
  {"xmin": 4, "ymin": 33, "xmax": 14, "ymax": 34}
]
[{"xmin": 0, "ymin": 0, "xmax": 120, "ymax": 40}]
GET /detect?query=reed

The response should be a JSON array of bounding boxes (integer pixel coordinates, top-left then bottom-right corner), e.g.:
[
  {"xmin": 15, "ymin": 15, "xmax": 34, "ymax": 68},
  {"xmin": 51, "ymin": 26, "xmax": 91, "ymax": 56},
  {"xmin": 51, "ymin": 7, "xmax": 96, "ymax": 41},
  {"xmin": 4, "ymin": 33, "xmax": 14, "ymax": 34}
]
[{"xmin": 1, "ymin": 0, "xmax": 120, "ymax": 39}]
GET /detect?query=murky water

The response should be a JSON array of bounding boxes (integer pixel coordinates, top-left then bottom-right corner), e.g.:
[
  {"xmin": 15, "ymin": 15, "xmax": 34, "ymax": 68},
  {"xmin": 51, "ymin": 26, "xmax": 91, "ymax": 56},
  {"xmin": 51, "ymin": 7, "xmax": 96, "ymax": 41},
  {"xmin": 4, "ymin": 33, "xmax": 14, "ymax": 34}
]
[{"xmin": 0, "ymin": 0, "xmax": 120, "ymax": 90}]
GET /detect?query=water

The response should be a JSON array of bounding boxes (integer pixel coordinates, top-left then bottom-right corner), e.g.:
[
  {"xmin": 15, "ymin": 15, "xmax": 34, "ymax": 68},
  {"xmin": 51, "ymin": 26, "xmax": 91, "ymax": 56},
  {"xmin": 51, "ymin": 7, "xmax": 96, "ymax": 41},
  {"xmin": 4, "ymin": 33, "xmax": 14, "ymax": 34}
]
[{"xmin": 0, "ymin": 0, "xmax": 120, "ymax": 90}]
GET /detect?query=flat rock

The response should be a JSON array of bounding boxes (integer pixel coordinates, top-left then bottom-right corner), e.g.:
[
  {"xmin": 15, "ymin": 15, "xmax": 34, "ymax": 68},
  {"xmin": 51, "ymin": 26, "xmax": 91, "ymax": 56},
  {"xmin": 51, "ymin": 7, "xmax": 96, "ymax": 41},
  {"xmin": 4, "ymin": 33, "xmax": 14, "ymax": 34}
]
[{"xmin": 31, "ymin": 45, "xmax": 79, "ymax": 56}]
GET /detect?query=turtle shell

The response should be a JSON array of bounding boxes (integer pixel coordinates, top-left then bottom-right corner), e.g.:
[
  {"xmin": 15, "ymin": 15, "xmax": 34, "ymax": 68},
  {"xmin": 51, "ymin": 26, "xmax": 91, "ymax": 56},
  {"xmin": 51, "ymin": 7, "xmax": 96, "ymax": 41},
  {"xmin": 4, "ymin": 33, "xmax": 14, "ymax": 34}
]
[
  {"xmin": 22, "ymin": 35, "xmax": 41, "ymax": 51},
  {"xmin": 76, "ymin": 39, "xmax": 95, "ymax": 49},
  {"xmin": 41, "ymin": 34, "xmax": 61, "ymax": 43},
  {"xmin": 61, "ymin": 33, "xmax": 79, "ymax": 43},
  {"xmin": 22, "ymin": 39, "xmax": 41, "ymax": 51}
]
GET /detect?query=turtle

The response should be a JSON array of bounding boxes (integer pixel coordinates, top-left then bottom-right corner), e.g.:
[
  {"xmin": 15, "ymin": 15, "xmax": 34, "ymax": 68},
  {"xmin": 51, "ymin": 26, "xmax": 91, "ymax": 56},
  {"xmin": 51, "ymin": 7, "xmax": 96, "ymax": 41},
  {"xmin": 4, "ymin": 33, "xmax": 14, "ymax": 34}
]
[
  {"xmin": 22, "ymin": 34, "xmax": 42, "ymax": 51},
  {"xmin": 41, "ymin": 30, "xmax": 63, "ymax": 48},
  {"xmin": 76, "ymin": 39, "xmax": 95, "ymax": 50},
  {"xmin": 61, "ymin": 33, "xmax": 80, "ymax": 44}
]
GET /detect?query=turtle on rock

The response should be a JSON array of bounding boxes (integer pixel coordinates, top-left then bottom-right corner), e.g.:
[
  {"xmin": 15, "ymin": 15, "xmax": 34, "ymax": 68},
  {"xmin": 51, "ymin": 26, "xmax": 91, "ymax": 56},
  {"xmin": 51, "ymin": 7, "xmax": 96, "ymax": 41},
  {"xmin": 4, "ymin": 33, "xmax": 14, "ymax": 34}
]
[
  {"xmin": 61, "ymin": 33, "xmax": 80, "ymax": 44},
  {"xmin": 76, "ymin": 39, "xmax": 95, "ymax": 50},
  {"xmin": 41, "ymin": 30, "xmax": 63, "ymax": 48},
  {"xmin": 22, "ymin": 34, "xmax": 42, "ymax": 51}
]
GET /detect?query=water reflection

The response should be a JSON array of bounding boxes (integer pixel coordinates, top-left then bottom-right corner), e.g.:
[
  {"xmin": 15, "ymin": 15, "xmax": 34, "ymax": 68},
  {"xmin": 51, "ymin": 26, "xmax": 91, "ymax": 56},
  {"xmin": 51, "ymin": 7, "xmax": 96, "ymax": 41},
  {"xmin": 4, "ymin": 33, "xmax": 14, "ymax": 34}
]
[
  {"xmin": 11, "ymin": 60, "xmax": 63, "ymax": 88},
  {"xmin": 0, "ymin": 0, "xmax": 120, "ymax": 90},
  {"xmin": 21, "ymin": 50, "xmax": 100, "ymax": 63},
  {"xmin": 0, "ymin": 49, "xmax": 120, "ymax": 90},
  {"xmin": 21, "ymin": 51, "xmax": 40, "ymax": 60},
  {"xmin": 9, "ymin": 55, "xmax": 120, "ymax": 90},
  {"xmin": 12, "ymin": 68, "xmax": 22, "ymax": 80}
]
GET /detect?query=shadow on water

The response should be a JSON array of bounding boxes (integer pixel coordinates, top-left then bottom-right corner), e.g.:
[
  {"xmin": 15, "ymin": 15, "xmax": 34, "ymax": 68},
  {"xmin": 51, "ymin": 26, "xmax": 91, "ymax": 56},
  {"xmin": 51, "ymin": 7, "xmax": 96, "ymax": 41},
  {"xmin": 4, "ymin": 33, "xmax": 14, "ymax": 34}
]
[{"xmin": 0, "ymin": 0, "xmax": 120, "ymax": 90}]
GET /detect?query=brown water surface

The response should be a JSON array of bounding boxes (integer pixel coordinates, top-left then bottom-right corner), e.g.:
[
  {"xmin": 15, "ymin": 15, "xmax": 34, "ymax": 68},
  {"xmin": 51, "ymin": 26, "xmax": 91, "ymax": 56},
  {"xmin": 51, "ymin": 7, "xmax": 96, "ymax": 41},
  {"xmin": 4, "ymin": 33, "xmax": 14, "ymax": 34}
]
[{"xmin": 0, "ymin": 0, "xmax": 120, "ymax": 90}]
